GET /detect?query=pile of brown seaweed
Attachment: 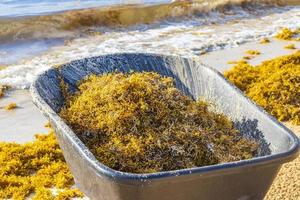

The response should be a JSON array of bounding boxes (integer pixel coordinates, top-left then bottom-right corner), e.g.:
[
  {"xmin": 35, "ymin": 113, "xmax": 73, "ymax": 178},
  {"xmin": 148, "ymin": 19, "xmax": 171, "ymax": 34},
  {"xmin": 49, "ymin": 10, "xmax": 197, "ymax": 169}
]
[
  {"xmin": 0, "ymin": 129, "xmax": 83, "ymax": 200},
  {"xmin": 60, "ymin": 72, "xmax": 258, "ymax": 173},
  {"xmin": 225, "ymin": 51, "xmax": 300, "ymax": 125},
  {"xmin": 4, "ymin": 102, "xmax": 17, "ymax": 110},
  {"xmin": 275, "ymin": 28, "xmax": 300, "ymax": 41}
]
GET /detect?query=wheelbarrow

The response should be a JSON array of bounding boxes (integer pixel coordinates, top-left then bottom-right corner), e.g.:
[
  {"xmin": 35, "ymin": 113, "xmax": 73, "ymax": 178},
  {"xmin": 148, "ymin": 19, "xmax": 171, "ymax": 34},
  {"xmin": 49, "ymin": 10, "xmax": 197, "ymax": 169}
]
[{"xmin": 31, "ymin": 53, "xmax": 299, "ymax": 200}]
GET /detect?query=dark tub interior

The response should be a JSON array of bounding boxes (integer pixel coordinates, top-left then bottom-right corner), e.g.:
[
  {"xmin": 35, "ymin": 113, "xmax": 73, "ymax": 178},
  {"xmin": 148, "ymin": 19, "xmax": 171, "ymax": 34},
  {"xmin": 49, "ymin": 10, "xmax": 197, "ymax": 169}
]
[{"xmin": 34, "ymin": 53, "xmax": 297, "ymax": 155}]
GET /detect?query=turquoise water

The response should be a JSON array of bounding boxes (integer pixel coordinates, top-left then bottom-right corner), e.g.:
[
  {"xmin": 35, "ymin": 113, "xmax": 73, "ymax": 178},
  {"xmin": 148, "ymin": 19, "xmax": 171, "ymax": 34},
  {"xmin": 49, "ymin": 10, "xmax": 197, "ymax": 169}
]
[{"xmin": 0, "ymin": 0, "xmax": 170, "ymax": 17}]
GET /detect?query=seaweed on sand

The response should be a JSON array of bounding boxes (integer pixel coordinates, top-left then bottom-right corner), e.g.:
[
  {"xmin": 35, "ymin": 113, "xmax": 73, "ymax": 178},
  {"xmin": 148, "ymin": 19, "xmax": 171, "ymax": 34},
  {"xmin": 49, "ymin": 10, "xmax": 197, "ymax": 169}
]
[
  {"xmin": 225, "ymin": 51, "xmax": 300, "ymax": 125},
  {"xmin": 0, "ymin": 130, "xmax": 83, "ymax": 200}
]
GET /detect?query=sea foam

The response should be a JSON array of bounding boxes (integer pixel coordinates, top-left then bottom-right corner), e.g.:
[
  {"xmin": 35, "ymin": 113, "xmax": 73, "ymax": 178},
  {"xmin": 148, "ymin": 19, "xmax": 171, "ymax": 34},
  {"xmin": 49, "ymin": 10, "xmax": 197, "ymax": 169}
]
[{"xmin": 0, "ymin": 4, "xmax": 299, "ymax": 88}]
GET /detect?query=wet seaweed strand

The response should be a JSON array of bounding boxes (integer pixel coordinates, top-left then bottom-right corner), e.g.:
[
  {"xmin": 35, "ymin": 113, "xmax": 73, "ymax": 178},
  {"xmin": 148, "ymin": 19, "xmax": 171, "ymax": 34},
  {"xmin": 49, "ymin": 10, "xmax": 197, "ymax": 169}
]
[
  {"xmin": 275, "ymin": 28, "xmax": 300, "ymax": 41},
  {"xmin": 0, "ymin": 129, "xmax": 84, "ymax": 200},
  {"xmin": 4, "ymin": 102, "xmax": 17, "ymax": 110},
  {"xmin": 60, "ymin": 72, "xmax": 258, "ymax": 173},
  {"xmin": 224, "ymin": 51, "xmax": 300, "ymax": 125},
  {"xmin": 0, "ymin": 85, "xmax": 10, "ymax": 98},
  {"xmin": 260, "ymin": 38, "xmax": 270, "ymax": 44},
  {"xmin": 245, "ymin": 50, "xmax": 260, "ymax": 55},
  {"xmin": 284, "ymin": 44, "xmax": 297, "ymax": 50}
]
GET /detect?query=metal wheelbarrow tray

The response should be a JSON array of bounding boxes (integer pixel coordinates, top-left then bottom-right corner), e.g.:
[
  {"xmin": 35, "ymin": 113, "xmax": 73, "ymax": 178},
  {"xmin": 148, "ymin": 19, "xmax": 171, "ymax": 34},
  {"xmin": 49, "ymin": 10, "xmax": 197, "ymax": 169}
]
[{"xmin": 31, "ymin": 53, "xmax": 299, "ymax": 200}]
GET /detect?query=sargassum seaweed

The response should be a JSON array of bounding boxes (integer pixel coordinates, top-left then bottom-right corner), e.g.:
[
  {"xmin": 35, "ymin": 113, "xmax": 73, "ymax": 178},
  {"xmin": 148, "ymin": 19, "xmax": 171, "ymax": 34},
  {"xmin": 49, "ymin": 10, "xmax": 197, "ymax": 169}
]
[
  {"xmin": 0, "ymin": 129, "xmax": 84, "ymax": 200},
  {"xmin": 0, "ymin": 85, "xmax": 10, "ymax": 98},
  {"xmin": 224, "ymin": 51, "xmax": 300, "ymax": 125},
  {"xmin": 4, "ymin": 102, "xmax": 17, "ymax": 110},
  {"xmin": 275, "ymin": 28, "xmax": 300, "ymax": 41},
  {"xmin": 60, "ymin": 72, "xmax": 259, "ymax": 173}
]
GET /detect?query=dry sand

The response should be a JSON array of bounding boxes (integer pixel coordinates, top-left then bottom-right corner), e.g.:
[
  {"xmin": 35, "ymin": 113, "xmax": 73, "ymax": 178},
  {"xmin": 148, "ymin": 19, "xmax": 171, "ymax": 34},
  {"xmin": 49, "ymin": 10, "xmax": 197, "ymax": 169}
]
[
  {"xmin": 200, "ymin": 38, "xmax": 300, "ymax": 72},
  {"xmin": 265, "ymin": 123, "xmax": 300, "ymax": 200},
  {"xmin": 0, "ymin": 90, "xmax": 48, "ymax": 143},
  {"xmin": 0, "ymin": 38, "xmax": 299, "ymax": 199}
]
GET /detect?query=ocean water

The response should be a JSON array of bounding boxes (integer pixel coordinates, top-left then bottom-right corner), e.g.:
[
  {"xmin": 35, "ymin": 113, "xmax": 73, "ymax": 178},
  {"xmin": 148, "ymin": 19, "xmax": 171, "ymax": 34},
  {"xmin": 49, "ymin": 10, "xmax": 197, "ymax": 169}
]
[
  {"xmin": 0, "ymin": 0, "xmax": 170, "ymax": 17},
  {"xmin": 0, "ymin": 0, "xmax": 299, "ymax": 88}
]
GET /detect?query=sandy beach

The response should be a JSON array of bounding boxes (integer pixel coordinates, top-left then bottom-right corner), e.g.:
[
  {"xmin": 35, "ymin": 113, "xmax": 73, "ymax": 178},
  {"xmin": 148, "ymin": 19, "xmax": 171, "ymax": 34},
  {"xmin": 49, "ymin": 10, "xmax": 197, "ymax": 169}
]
[
  {"xmin": 0, "ymin": 38, "xmax": 299, "ymax": 200},
  {"xmin": 2, "ymin": 38, "xmax": 298, "ymax": 142},
  {"xmin": 200, "ymin": 38, "xmax": 300, "ymax": 72},
  {"xmin": 0, "ymin": 1, "xmax": 299, "ymax": 198},
  {"xmin": 0, "ymin": 90, "xmax": 48, "ymax": 143}
]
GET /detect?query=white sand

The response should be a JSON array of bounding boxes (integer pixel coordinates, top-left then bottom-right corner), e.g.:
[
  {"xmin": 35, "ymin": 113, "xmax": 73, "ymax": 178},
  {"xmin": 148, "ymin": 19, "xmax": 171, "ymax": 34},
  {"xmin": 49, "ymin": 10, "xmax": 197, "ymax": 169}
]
[
  {"xmin": 200, "ymin": 38, "xmax": 300, "ymax": 72},
  {"xmin": 0, "ymin": 90, "xmax": 48, "ymax": 143}
]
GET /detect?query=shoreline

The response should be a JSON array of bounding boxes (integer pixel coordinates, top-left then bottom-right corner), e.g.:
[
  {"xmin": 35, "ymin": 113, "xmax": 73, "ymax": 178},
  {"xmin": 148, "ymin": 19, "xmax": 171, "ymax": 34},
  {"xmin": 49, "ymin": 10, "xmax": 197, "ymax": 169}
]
[
  {"xmin": 1, "ymin": 38, "xmax": 298, "ymax": 143},
  {"xmin": 1, "ymin": 4, "xmax": 299, "ymax": 77}
]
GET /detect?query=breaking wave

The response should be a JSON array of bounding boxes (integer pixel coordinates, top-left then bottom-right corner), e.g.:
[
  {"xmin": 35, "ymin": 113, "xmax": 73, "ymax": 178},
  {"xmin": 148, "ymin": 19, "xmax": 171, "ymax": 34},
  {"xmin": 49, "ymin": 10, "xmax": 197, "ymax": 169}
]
[{"xmin": 0, "ymin": 0, "xmax": 299, "ymax": 44}]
